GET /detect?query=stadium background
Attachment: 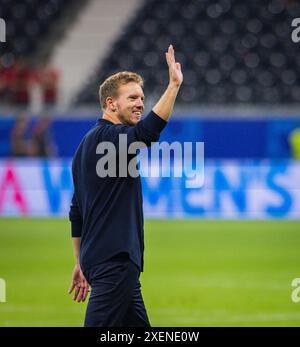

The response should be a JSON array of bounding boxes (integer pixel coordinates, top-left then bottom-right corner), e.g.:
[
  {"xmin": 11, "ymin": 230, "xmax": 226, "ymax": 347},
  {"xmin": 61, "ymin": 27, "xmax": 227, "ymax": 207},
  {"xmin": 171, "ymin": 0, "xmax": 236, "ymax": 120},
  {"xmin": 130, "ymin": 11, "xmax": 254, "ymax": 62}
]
[{"xmin": 0, "ymin": 0, "xmax": 300, "ymax": 326}]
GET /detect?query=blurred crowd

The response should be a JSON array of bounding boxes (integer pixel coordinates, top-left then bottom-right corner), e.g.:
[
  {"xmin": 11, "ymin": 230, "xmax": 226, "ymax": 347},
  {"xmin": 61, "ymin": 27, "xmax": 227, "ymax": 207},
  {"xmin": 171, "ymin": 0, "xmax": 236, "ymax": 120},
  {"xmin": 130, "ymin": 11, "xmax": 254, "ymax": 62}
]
[
  {"xmin": 10, "ymin": 113, "xmax": 56, "ymax": 158},
  {"xmin": 0, "ymin": 58, "xmax": 59, "ymax": 110},
  {"xmin": 0, "ymin": 58, "xmax": 59, "ymax": 157}
]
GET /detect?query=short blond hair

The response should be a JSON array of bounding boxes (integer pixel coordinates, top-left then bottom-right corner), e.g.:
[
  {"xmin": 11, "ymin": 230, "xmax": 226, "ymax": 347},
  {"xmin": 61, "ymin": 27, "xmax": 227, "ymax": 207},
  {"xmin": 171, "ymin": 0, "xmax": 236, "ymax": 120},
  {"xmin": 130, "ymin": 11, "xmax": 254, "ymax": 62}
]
[{"xmin": 99, "ymin": 71, "xmax": 144, "ymax": 109}]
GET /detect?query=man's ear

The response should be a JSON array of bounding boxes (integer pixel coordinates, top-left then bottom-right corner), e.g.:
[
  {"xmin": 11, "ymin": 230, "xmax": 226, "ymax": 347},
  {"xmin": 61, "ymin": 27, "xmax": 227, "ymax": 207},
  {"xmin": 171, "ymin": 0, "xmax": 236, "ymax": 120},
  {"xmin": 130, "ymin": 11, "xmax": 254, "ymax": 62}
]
[{"xmin": 106, "ymin": 97, "xmax": 117, "ymax": 112}]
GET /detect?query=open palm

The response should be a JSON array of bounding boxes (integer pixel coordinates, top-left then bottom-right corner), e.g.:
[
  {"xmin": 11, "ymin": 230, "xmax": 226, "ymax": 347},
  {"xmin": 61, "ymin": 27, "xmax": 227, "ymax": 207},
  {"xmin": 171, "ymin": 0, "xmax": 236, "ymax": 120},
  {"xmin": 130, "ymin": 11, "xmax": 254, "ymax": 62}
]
[{"xmin": 166, "ymin": 45, "xmax": 183, "ymax": 87}]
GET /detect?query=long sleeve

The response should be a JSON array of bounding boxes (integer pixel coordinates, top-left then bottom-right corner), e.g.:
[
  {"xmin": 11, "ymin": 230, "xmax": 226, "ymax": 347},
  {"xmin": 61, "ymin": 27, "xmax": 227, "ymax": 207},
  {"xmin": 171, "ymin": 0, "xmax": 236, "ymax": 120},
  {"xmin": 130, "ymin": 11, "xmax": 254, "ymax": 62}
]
[
  {"xmin": 69, "ymin": 110, "xmax": 167, "ymax": 272},
  {"xmin": 69, "ymin": 192, "xmax": 82, "ymax": 237},
  {"xmin": 98, "ymin": 111, "xmax": 167, "ymax": 148}
]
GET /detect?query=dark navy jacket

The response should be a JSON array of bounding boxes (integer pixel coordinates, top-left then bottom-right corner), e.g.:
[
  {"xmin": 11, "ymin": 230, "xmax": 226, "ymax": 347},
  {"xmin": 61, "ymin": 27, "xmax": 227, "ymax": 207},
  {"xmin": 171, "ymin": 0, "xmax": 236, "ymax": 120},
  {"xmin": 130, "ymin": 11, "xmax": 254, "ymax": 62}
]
[{"xmin": 69, "ymin": 111, "xmax": 167, "ymax": 273}]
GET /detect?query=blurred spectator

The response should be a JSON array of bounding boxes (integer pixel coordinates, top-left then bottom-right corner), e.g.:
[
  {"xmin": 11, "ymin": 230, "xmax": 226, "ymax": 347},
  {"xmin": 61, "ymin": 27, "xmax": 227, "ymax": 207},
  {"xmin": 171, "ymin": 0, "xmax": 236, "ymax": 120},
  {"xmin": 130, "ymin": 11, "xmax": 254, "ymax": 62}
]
[
  {"xmin": 0, "ymin": 59, "xmax": 18, "ymax": 104},
  {"xmin": 0, "ymin": 64, "xmax": 6, "ymax": 101},
  {"xmin": 27, "ymin": 114, "xmax": 56, "ymax": 157},
  {"xmin": 0, "ymin": 59, "xmax": 59, "ymax": 110},
  {"xmin": 36, "ymin": 63, "xmax": 59, "ymax": 111},
  {"xmin": 10, "ymin": 113, "xmax": 29, "ymax": 157},
  {"xmin": 10, "ymin": 59, "xmax": 34, "ymax": 110},
  {"xmin": 10, "ymin": 112, "xmax": 56, "ymax": 158}
]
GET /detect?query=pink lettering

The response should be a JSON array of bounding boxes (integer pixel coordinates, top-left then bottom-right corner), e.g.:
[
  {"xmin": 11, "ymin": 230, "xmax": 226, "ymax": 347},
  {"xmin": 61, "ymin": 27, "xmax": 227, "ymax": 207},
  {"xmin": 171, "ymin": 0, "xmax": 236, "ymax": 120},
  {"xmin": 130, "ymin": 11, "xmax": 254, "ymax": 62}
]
[{"xmin": 0, "ymin": 162, "xmax": 28, "ymax": 215}]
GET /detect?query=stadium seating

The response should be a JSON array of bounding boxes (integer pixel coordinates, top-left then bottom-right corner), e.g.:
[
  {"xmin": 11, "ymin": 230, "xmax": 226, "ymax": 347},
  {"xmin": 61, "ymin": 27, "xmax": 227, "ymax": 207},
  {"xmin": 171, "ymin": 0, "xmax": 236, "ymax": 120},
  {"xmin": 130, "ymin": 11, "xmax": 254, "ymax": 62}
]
[
  {"xmin": 0, "ymin": 0, "xmax": 76, "ymax": 62},
  {"xmin": 75, "ymin": 0, "xmax": 300, "ymax": 105}
]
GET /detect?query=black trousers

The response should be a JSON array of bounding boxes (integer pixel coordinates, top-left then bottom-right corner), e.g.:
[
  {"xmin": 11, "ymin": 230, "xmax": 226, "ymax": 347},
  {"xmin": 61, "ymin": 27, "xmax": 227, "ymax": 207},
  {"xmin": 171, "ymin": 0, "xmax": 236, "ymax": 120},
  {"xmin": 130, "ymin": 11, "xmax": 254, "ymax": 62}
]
[{"xmin": 83, "ymin": 253, "xmax": 151, "ymax": 327}]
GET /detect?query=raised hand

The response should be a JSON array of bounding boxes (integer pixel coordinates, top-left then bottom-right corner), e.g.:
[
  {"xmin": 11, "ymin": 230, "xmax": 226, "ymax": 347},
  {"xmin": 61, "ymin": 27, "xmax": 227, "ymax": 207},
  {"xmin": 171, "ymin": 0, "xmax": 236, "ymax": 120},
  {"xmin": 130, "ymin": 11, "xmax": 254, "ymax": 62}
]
[{"xmin": 165, "ymin": 45, "xmax": 183, "ymax": 88}]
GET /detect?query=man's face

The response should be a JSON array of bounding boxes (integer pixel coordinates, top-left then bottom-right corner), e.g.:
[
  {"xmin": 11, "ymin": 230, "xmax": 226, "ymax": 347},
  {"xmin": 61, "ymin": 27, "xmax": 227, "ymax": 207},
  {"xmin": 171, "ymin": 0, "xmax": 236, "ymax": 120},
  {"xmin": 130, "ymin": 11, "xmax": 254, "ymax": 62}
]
[{"xmin": 114, "ymin": 82, "xmax": 145, "ymax": 126}]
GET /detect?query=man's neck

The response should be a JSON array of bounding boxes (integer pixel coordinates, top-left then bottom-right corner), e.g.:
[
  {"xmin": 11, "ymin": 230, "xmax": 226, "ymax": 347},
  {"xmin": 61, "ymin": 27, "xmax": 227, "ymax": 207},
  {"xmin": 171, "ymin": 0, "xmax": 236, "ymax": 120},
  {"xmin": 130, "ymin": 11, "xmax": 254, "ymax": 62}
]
[{"xmin": 102, "ymin": 111, "xmax": 122, "ymax": 125}]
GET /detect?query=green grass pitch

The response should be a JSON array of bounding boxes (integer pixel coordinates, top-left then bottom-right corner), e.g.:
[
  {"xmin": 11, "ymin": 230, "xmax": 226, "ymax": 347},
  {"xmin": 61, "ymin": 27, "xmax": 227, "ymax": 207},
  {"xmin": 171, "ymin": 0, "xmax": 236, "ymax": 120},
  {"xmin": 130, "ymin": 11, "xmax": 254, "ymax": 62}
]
[{"xmin": 0, "ymin": 218, "xmax": 299, "ymax": 326}]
